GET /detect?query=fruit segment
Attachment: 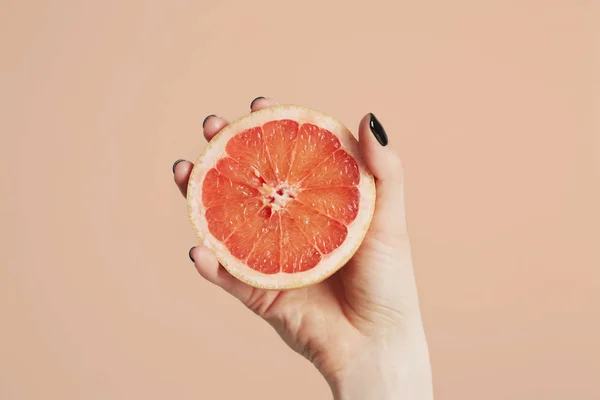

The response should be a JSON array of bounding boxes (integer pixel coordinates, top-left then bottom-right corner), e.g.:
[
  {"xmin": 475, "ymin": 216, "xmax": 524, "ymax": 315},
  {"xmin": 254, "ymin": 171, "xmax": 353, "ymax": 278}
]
[
  {"xmin": 202, "ymin": 168, "xmax": 260, "ymax": 207},
  {"xmin": 246, "ymin": 215, "xmax": 281, "ymax": 274},
  {"xmin": 295, "ymin": 186, "xmax": 359, "ymax": 225},
  {"xmin": 300, "ymin": 150, "xmax": 360, "ymax": 188},
  {"xmin": 224, "ymin": 207, "xmax": 272, "ymax": 260},
  {"xmin": 262, "ymin": 120, "xmax": 299, "ymax": 180},
  {"xmin": 286, "ymin": 123, "xmax": 340, "ymax": 184},
  {"xmin": 285, "ymin": 201, "xmax": 348, "ymax": 254},
  {"xmin": 205, "ymin": 198, "xmax": 263, "ymax": 241},
  {"xmin": 216, "ymin": 157, "xmax": 263, "ymax": 187},
  {"xmin": 280, "ymin": 211, "xmax": 322, "ymax": 273},
  {"xmin": 225, "ymin": 126, "xmax": 277, "ymax": 186}
]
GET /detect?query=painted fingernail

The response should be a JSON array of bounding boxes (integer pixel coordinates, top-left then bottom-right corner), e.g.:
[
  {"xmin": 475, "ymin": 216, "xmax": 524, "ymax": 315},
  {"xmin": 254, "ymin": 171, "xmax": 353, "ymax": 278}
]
[
  {"xmin": 202, "ymin": 114, "xmax": 216, "ymax": 128},
  {"xmin": 189, "ymin": 247, "xmax": 195, "ymax": 262},
  {"xmin": 172, "ymin": 159, "xmax": 185, "ymax": 174},
  {"xmin": 369, "ymin": 113, "xmax": 388, "ymax": 146},
  {"xmin": 250, "ymin": 96, "xmax": 265, "ymax": 109}
]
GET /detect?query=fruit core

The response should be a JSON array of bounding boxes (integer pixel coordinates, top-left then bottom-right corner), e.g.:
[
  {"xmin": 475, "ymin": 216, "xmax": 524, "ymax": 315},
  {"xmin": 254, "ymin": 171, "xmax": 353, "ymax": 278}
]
[{"xmin": 260, "ymin": 182, "xmax": 297, "ymax": 211}]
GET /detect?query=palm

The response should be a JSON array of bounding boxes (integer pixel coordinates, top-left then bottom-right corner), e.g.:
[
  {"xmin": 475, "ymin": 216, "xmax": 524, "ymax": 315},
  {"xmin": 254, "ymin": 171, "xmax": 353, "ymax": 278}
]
[
  {"xmin": 241, "ymin": 269, "xmax": 365, "ymax": 377},
  {"xmin": 236, "ymin": 230, "xmax": 407, "ymax": 377}
]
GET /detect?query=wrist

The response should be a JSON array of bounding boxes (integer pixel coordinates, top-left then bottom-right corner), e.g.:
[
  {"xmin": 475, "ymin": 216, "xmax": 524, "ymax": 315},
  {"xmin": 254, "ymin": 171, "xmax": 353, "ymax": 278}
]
[{"xmin": 327, "ymin": 331, "xmax": 433, "ymax": 400}]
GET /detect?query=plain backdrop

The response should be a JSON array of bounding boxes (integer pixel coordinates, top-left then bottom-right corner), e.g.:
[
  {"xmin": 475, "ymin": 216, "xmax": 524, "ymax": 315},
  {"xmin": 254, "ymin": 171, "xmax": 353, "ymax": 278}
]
[{"xmin": 1, "ymin": 0, "xmax": 598, "ymax": 399}]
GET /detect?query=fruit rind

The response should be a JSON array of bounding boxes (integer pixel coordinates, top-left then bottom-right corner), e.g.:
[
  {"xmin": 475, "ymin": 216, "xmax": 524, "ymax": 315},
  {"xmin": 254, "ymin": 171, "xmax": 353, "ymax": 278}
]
[{"xmin": 187, "ymin": 104, "xmax": 376, "ymax": 290}]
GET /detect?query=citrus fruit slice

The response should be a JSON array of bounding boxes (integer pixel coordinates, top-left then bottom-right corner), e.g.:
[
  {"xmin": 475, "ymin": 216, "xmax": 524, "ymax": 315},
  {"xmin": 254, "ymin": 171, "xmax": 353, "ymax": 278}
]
[{"xmin": 187, "ymin": 105, "xmax": 376, "ymax": 290}]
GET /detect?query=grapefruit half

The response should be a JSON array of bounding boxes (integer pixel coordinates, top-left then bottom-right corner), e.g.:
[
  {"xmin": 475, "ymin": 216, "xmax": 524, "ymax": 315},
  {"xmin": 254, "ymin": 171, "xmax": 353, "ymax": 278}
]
[{"xmin": 187, "ymin": 105, "xmax": 376, "ymax": 290}]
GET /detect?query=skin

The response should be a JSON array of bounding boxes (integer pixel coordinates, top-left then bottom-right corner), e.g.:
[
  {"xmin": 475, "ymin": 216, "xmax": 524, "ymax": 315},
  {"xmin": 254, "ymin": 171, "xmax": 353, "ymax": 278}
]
[{"xmin": 173, "ymin": 97, "xmax": 434, "ymax": 400}]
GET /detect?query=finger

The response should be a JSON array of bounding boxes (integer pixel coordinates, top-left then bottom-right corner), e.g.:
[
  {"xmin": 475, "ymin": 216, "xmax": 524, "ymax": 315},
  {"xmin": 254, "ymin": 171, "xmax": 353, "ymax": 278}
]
[
  {"xmin": 250, "ymin": 96, "xmax": 280, "ymax": 112},
  {"xmin": 173, "ymin": 159, "xmax": 193, "ymax": 197},
  {"xmin": 189, "ymin": 246, "xmax": 254, "ymax": 303},
  {"xmin": 358, "ymin": 113, "xmax": 407, "ymax": 235},
  {"xmin": 203, "ymin": 115, "xmax": 229, "ymax": 142},
  {"xmin": 358, "ymin": 113, "xmax": 403, "ymax": 183},
  {"xmin": 202, "ymin": 97, "xmax": 280, "ymax": 141}
]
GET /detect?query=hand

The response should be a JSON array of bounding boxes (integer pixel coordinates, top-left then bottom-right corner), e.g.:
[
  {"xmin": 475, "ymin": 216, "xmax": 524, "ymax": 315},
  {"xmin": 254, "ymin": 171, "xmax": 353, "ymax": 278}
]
[{"xmin": 173, "ymin": 97, "xmax": 434, "ymax": 400}]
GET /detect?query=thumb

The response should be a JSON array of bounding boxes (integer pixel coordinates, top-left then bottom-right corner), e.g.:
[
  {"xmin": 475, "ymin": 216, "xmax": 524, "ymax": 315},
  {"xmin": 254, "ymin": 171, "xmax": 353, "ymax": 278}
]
[
  {"xmin": 343, "ymin": 114, "xmax": 419, "ymax": 319},
  {"xmin": 358, "ymin": 113, "xmax": 408, "ymax": 239}
]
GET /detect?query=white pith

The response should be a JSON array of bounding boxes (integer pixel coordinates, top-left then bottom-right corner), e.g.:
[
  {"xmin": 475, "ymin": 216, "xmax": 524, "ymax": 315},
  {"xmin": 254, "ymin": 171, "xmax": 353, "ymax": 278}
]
[{"xmin": 187, "ymin": 105, "xmax": 376, "ymax": 290}]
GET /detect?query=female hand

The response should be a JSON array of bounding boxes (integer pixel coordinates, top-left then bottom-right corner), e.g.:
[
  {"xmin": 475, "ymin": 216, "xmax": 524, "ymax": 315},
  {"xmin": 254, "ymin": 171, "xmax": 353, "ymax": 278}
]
[{"xmin": 173, "ymin": 97, "xmax": 433, "ymax": 400}]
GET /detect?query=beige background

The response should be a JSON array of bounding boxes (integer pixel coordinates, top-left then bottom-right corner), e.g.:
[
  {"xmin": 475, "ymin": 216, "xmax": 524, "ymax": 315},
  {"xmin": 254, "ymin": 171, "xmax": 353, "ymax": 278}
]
[{"xmin": 1, "ymin": 0, "xmax": 598, "ymax": 399}]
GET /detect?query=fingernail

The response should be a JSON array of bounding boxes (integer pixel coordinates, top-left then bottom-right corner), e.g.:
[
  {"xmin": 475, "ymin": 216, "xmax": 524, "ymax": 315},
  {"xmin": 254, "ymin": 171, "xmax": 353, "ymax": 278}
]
[
  {"xmin": 172, "ymin": 159, "xmax": 185, "ymax": 174},
  {"xmin": 202, "ymin": 114, "xmax": 216, "ymax": 128},
  {"xmin": 369, "ymin": 113, "xmax": 388, "ymax": 146},
  {"xmin": 250, "ymin": 96, "xmax": 265, "ymax": 109},
  {"xmin": 189, "ymin": 247, "xmax": 195, "ymax": 262}
]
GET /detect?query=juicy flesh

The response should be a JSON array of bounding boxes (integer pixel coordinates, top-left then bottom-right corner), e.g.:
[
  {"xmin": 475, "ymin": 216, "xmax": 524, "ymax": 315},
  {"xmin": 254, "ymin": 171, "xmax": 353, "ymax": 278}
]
[{"xmin": 202, "ymin": 120, "xmax": 360, "ymax": 274}]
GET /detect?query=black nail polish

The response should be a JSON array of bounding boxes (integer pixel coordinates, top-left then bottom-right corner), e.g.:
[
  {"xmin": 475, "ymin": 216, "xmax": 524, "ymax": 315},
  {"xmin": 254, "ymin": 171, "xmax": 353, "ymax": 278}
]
[
  {"xmin": 189, "ymin": 247, "xmax": 195, "ymax": 262},
  {"xmin": 202, "ymin": 114, "xmax": 216, "ymax": 128},
  {"xmin": 172, "ymin": 159, "xmax": 185, "ymax": 174},
  {"xmin": 250, "ymin": 96, "xmax": 265, "ymax": 109},
  {"xmin": 369, "ymin": 113, "xmax": 388, "ymax": 146}
]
